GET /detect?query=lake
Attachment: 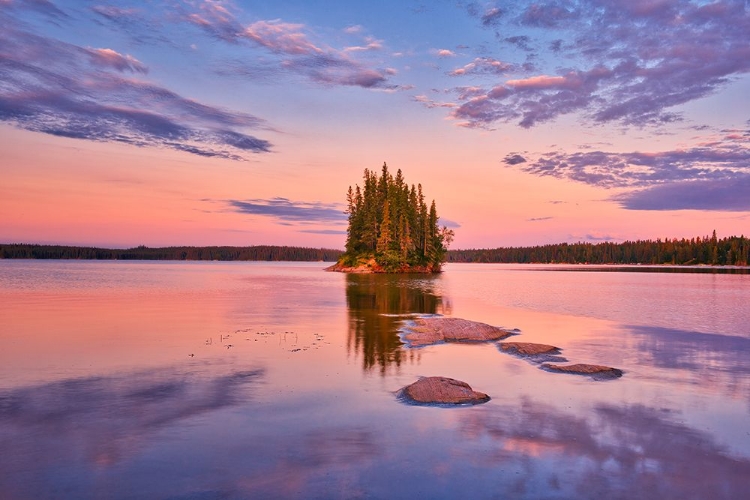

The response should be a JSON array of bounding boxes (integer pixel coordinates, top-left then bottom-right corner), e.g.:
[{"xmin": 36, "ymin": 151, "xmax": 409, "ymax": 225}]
[{"xmin": 1, "ymin": 261, "xmax": 749, "ymax": 499}]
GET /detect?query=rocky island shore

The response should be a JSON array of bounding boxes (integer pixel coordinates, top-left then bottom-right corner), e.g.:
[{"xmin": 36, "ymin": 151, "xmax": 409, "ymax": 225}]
[{"xmin": 325, "ymin": 259, "xmax": 440, "ymax": 274}]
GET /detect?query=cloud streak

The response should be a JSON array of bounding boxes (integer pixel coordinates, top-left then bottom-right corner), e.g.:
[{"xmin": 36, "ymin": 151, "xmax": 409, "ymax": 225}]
[
  {"xmin": 228, "ymin": 198, "xmax": 347, "ymax": 224},
  {"xmin": 85, "ymin": 47, "xmax": 148, "ymax": 74},
  {"xmin": 181, "ymin": 2, "xmax": 391, "ymax": 89},
  {"xmin": 510, "ymin": 128, "xmax": 750, "ymax": 211},
  {"xmin": 0, "ymin": 9, "xmax": 271, "ymax": 159},
  {"xmin": 453, "ymin": 0, "xmax": 750, "ymax": 128},
  {"xmin": 615, "ymin": 176, "xmax": 750, "ymax": 211},
  {"xmin": 448, "ymin": 57, "xmax": 513, "ymax": 77}
]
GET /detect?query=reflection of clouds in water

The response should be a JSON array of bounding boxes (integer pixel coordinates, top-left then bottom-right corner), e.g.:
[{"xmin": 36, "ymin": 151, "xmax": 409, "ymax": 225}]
[
  {"xmin": 458, "ymin": 398, "xmax": 750, "ymax": 499},
  {"xmin": 627, "ymin": 325, "xmax": 750, "ymax": 374},
  {"xmin": 2, "ymin": 363, "xmax": 748, "ymax": 498},
  {"xmin": 624, "ymin": 325, "xmax": 750, "ymax": 402},
  {"xmin": 0, "ymin": 365, "xmax": 263, "ymax": 494},
  {"xmin": 237, "ymin": 427, "xmax": 381, "ymax": 498}
]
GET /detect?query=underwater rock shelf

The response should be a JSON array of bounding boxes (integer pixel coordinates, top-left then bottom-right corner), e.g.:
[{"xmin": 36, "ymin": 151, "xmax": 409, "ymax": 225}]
[{"xmin": 542, "ymin": 363, "xmax": 624, "ymax": 380}]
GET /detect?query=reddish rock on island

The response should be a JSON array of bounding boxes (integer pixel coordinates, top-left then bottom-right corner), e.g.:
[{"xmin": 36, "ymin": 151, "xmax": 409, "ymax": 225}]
[
  {"xmin": 402, "ymin": 317, "xmax": 515, "ymax": 347},
  {"xmin": 399, "ymin": 376, "xmax": 490, "ymax": 405}
]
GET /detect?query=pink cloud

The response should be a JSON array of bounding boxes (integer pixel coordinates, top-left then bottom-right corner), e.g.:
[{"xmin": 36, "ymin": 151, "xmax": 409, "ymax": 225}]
[
  {"xmin": 506, "ymin": 75, "xmax": 569, "ymax": 90},
  {"xmin": 456, "ymin": 0, "xmax": 750, "ymax": 129},
  {"xmin": 243, "ymin": 20, "xmax": 322, "ymax": 55},
  {"xmin": 86, "ymin": 48, "xmax": 148, "ymax": 74},
  {"xmin": 448, "ymin": 57, "xmax": 512, "ymax": 77},
  {"xmin": 344, "ymin": 37, "xmax": 383, "ymax": 52},
  {"xmin": 177, "ymin": 4, "xmax": 391, "ymax": 89}
]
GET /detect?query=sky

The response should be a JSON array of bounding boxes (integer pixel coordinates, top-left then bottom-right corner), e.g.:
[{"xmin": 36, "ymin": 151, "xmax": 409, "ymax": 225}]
[{"xmin": 1, "ymin": 0, "xmax": 749, "ymax": 249}]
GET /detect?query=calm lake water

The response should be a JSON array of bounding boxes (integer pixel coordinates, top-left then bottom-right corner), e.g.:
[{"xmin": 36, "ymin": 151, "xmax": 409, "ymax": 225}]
[{"xmin": 1, "ymin": 261, "xmax": 749, "ymax": 499}]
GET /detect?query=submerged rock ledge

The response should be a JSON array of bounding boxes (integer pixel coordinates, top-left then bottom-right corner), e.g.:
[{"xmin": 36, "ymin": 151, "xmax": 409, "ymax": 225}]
[
  {"xmin": 542, "ymin": 363, "xmax": 623, "ymax": 380},
  {"xmin": 499, "ymin": 342, "xmax": 567, "ymax": 363},
  {"xmin": 402, "ymin": 317, "xmax": 516, "ymax": 347},
  {"xmin": 399, "ymin": 376, "xmax": 490, "ymax": 405}
]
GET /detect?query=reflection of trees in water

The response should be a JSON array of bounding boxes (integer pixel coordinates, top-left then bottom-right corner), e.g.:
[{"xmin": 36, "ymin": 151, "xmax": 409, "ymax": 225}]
[{"xmin": 345, "ymin": 274, "xmax": 451, "ymax": 375}]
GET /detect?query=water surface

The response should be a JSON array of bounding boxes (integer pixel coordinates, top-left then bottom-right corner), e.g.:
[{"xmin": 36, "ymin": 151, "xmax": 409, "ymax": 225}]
[{"xmin": 1, "ymin": 261, "xmax": 749, "ymax": 499}]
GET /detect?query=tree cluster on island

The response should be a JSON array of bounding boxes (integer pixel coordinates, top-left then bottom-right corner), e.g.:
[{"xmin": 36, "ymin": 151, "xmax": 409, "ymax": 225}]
[{"xmin": 333, "ymin": 163, "xmax": 454, "ymax": 273}]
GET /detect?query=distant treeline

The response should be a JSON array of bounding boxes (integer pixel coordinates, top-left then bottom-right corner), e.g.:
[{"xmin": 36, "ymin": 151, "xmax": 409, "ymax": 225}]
[
  {"xmin": 446, "ymin": 233, "xmax": 749, "ymax": 266},
  {"xmin": 4, "ymin": 233, "xmax": 749, "ymax": 266},
  {"xmin": 0, "ymin": 244, "xmax": 344, "ymax": 262}
]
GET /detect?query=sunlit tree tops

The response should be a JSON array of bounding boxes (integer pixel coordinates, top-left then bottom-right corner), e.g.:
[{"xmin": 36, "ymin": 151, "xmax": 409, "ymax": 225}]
[{"xmin": 340, "ymin": 163, "xmax": 453, "ymax": 272}]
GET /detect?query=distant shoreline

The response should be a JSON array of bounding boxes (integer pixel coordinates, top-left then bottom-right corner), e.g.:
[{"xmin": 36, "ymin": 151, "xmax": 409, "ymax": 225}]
[
  {"xmin": 0, "ymin": 244, "xmax": 343, "ymax": 262},
  {"xmin": 2, "ymin": 235, "xmax": 748, "ymax": 267}
]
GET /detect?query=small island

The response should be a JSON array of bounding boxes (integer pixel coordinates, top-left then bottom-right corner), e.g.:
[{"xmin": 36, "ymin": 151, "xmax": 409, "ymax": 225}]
[{"xmin": 328, "ymin": 163, "xmax": 454, "ymax": 273}]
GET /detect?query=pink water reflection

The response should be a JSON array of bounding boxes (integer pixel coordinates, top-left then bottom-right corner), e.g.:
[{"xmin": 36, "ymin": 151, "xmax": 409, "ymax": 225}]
[{"xmin": 1, "ymin": 261, "xmax": 749, "ymax": 499}]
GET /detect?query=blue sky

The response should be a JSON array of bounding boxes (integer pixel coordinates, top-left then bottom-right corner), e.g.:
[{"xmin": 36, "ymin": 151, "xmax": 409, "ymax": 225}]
[{"xmin": 1, "ymin": 0, "xmax": 749, "ymax": 248}]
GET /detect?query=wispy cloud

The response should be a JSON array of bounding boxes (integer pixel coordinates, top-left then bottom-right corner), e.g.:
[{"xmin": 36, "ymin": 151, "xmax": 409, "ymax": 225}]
[
  {"xmin": 582, "ymin": 232, "xmax": 618, "ymax": 242},
  {"xmin": 412, "ymin": 95, "xmax": 456, "ymax": 109},
  {"xmin": 448, "ymin": 57, "xmax": 513, "ymax": 77},
  {"xmin": 0, "ymin": 9, "xmax": 271, "ymax": 159},
  {"xmin": 85, "ymin": 47, "xmax": 148, "ymax": 74},
  {"xmin": 441, "ymin": 218, "xmax": 462, "ymax": 229},
  {"xmin": 344, "ymin": 36, "xmax": 383, "ymax": 53},
  {"xmin": 454, "ymin": 0, "xmax": 750, "ymax": 128},
  {"xmin": 180, "ymin": 2, "xmax": 391, "ymax": 89},
  {"xmin": 299, "ymin": 229, "xmax": 348, "ymax": 235},
  {"xmin": 4, "ymin": 0, "xmax": 67, "ymax": 19},
  {"xmin": 227, "ymin": 198, "xmax": 347, "ymax": 224},
  {"xmin": 520, "ymin": 133, "xmax": 750, "ymax": 189},
  {"xmin": 510, "ymin": 128, "xmax": 750, "ymax": 211},
  {"xmin": 503, "ymin": 153, "xmax": 527, "ymax": 165},
  {"xmin": 614, "ymin": 177, "xmax": 750, "ymax": 211},
  {"xmin": 527, "ymin": 216, "xmax": 553, "ymax": 222}
]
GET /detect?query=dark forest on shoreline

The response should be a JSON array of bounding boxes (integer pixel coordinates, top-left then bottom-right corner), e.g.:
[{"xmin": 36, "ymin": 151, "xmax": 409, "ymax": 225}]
[
  {"xmin": 1, "ymin": 233, "xmax": 748, "ymax": 266},
  {"xmin": 448, "ymin": 233, "xmax": 749, "ymax": 267},
  {"xmin": 0, "ymin": 244, "xmax": 342, "ymax": 262}
]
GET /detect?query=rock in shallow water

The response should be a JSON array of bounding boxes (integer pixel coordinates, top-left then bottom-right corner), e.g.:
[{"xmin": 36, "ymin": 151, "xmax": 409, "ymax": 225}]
[
  {"xmin": 500, "ymin": 342, "xmax": 561, "ymax": 356},
  {"xmin": 498, "ymin": 342, "xmax": 567, "ymax": 363},
  {"xmin": 541, "ymin": 363, "xmax": 623, "ymax": 380},
  {"xmin": 399, "ymin": 376, "xmax": 490, "ymax": 405},
  {"xmin": 402, "ymin": 317, "xmax": 515, "ymax": 347}
]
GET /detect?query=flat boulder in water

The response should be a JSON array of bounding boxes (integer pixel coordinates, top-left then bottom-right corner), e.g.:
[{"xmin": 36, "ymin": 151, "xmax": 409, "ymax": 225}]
[
  {"xmin": 500, "ymin": 342, "xmax": 560, "ymax": 356},
  {"xmin": 499, "ymin": 342, "xmax": 567, "ymax": 363},
  {"xmin": 403, "ymin": 317, "xmax": 514, "ymax": 347},
  {"xmin": 542, "ymin": 363, "xmax": 623, "ymax": 380},
  {"xmin": 399, "ymin": 376, "xmax": 490, "ymax": 405}
]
